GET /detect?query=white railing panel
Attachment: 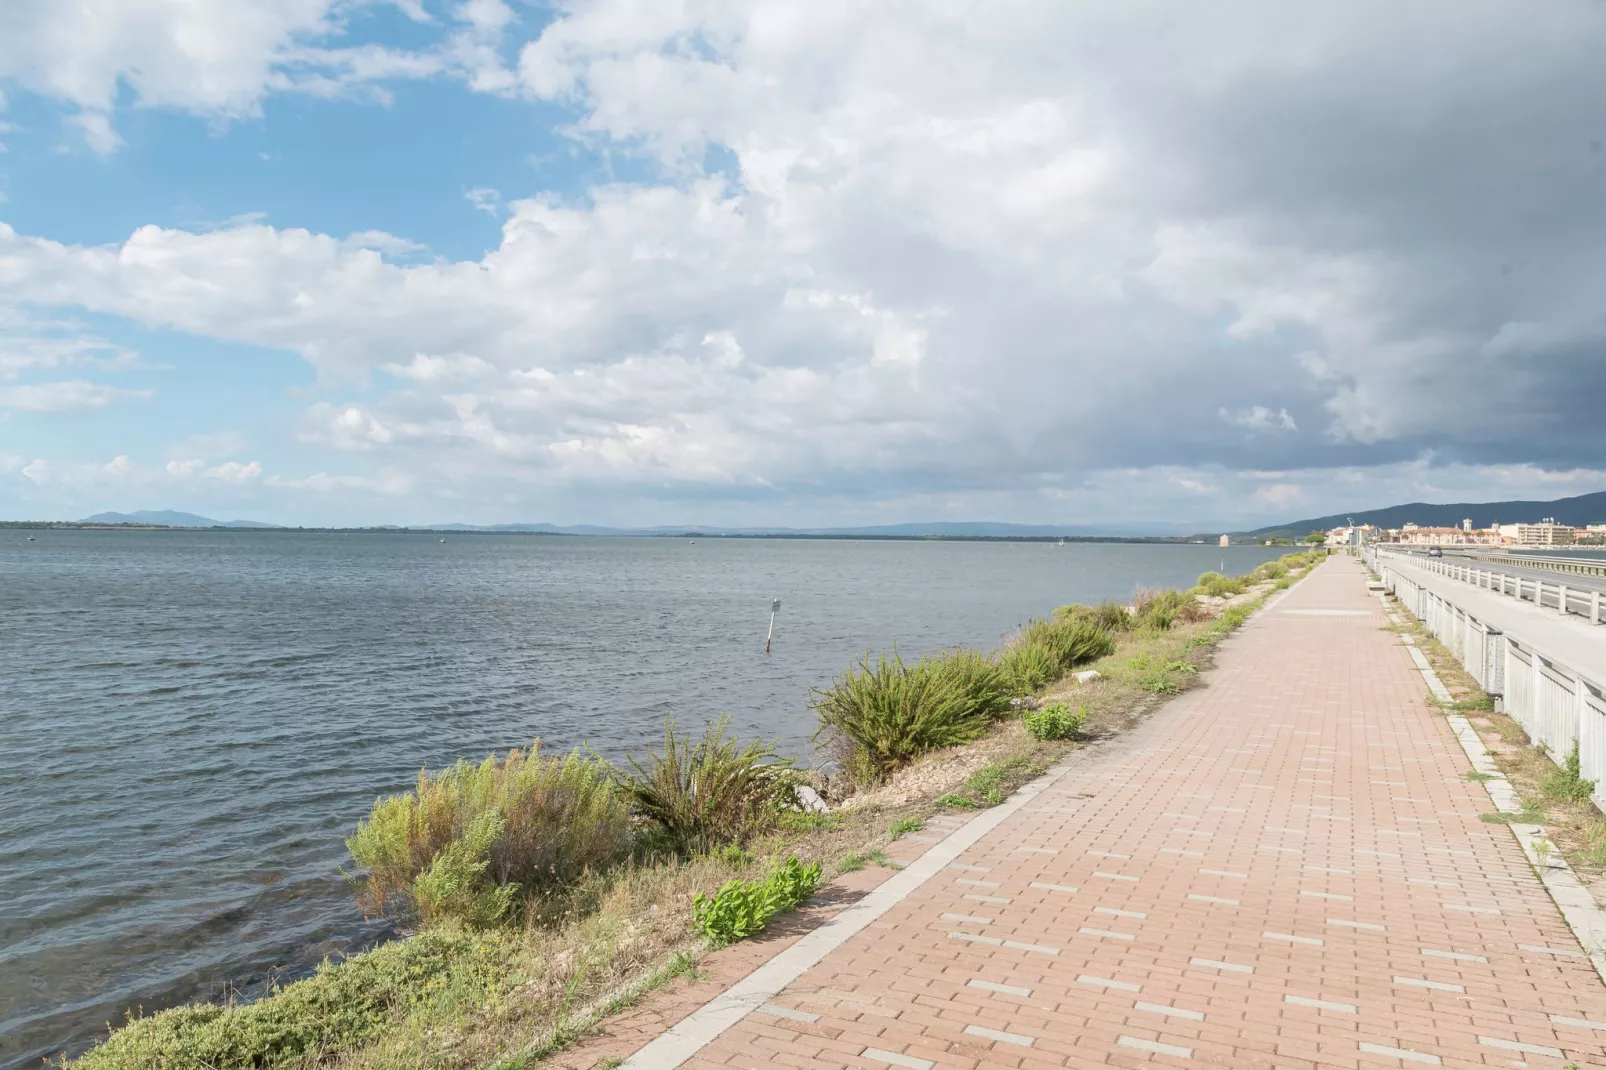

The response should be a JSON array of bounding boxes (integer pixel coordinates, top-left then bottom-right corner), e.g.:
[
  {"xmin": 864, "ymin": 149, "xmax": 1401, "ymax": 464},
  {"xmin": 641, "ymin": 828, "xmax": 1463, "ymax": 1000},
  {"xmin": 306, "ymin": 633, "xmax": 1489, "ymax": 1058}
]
[
  {"xmin": 1506, "ymin": 644, "xmax": 1533, "ymax": 734},
  {"xmin": 1583, "ymin": 683, "xmax": 1606, "ymax": 810},
  {"xmin": 1537, "ymin": 661, "xmax": 1577, "ymax": 757}
]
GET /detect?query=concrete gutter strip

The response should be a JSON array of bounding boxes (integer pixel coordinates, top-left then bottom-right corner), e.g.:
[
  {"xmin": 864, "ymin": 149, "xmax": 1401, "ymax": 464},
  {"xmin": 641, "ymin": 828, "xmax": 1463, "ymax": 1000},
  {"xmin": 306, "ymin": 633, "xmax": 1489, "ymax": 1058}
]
[
  {"xmin": 620, "ymin": 761, "xmax": 1077, "ymax": 1069},
  {"xmin": 1392, "ymin": 600, "xmax": 1606, "ymax": 984}
]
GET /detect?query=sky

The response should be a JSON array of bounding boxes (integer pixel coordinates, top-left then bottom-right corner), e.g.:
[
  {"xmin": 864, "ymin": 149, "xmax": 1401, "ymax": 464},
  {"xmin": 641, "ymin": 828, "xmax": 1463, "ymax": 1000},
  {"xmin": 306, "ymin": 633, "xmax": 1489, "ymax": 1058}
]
[{"xmin": 0, "ymin": 1, "xmax": 1603, "ymax": 530}]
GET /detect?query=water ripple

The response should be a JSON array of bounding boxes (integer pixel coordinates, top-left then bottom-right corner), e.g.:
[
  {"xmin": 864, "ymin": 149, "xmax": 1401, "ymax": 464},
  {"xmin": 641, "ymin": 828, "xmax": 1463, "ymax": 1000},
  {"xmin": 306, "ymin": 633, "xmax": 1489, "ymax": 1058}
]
[{"xmin": 0, "ymin": 531, "xmax": 1281, "ymax": 1067}]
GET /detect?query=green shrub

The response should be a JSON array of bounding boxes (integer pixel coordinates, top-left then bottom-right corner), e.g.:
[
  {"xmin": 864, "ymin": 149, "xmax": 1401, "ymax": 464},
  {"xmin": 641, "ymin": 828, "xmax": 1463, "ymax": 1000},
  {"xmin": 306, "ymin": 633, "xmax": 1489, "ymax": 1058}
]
[
  {"xmin": 1022, "ymin": 702, "xmax": 1086, "ymax": 740},
  {"xmin": 1089, "ymin": 599, "xmax": 1133, "ymax": 631},
  {"xmin": 918, "ymin": 648, "xmax": 1014, "ymax": 719},
  {"xmin": 889, "ymin": 817, "xmax": 924, "ymax": 839},
  {"xmin": 347, "ymin": 744, "xmax": 629, "ymax": 926},
  {"xmin": 1543, "ymin": 744, "xmax": 1598, "ymax": 801},
  {"xmin": 71, "ymin": 929, "xmax": 511, "ymax": 1070},
  {"xmin": 410, "ymin": 811, "xmax": 522, "ymax": 928},
  {"xmin": 618, "ymin": 716, "xmax": 801, "ymax": 856},
  {"xmin": 811, "ymin": 651, "xmax": 998, "ymax": 782},
  {"xmin": 1195, "ymin": 571, "xmax": 1247, "ymax": 599},
  {"xmin": 1016, "ymin": 617, "xmax": 1116, "ymax": 671},
  {"xmin": 691, "ymin": 856, "xmax": 822, "ymax": 947},
  {"xmin": 998, "ymin": 642, "xmax": 1059, "ymax": 695},
  {"xmin": 1134, "ymin": 589, "xmax": 1186, "ymax": 631}
]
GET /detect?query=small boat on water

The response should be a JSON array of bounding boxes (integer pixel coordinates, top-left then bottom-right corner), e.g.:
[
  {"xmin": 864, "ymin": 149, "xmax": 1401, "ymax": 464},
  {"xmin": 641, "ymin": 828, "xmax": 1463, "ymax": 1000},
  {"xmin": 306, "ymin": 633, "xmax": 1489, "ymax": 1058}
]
[{"xmin": 439, "ymin": 537, "xmax": 446, "ymax": 544}]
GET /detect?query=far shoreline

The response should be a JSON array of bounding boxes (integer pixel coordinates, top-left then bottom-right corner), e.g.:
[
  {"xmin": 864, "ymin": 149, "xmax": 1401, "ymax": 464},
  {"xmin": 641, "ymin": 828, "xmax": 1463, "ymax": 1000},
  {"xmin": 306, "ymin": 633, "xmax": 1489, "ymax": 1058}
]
[{"xmin": 1, "ymin": 523, "xmax": 1273, "ymax": 545}]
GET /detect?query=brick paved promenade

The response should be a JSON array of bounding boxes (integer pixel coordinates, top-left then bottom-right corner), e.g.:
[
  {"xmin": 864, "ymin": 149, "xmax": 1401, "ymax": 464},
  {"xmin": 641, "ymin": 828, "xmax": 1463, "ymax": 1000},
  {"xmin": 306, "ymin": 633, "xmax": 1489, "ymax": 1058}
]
[{"xmin": 649, "ymin": 557, "xmax": 1606, "ymax": 1068}]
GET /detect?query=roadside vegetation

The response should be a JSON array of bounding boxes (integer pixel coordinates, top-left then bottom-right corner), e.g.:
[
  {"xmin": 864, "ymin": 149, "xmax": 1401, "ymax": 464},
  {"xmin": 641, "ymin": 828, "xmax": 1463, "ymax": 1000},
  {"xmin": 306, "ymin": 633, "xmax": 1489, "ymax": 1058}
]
[
  {"xmin": 68, "ymin": 550, "xmax": 1325, "ymax": 1070},
  {"xmin": 1383, "ymin": 594, "xmax": 1606, "ymax": 889}
]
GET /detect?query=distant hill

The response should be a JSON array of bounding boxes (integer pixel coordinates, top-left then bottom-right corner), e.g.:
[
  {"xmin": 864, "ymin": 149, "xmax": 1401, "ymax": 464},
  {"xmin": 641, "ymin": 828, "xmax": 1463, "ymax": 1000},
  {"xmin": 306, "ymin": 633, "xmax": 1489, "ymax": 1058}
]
[
  {"xmin": 1245, "ymin": 489, "xmax": 1606, "ymax": 539},
  {"xmin": 81, "ymin": 510, "xmax": 279, "ymax": 528}
]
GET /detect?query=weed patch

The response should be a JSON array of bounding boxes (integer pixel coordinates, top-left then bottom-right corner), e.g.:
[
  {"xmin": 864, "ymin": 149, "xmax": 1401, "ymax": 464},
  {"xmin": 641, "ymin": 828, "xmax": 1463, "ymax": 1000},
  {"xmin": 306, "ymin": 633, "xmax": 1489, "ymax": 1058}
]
[
  {"xmin": 691, "ymin": 857, "xmax": 823, "ymax": 947},
  {"xmin": 1022, "ymin": 701, "xmax": 1086, "ymax": 741},
  {"xmin": 1543, "ymin": 744, "xmax": 1598, "ymax": 802},
  {"xmin": 888, "ymin": 817, "xmax": 924, "ymax": 839}
]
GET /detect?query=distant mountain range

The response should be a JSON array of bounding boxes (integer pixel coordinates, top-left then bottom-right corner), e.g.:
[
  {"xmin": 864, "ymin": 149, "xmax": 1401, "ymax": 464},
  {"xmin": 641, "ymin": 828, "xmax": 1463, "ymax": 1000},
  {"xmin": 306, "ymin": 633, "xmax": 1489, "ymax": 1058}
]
[
  {"xmin": 1245, "ymin": 489, "xmax": 1606, "ymax": 539},
  {"xmin": 81, "ymin": 510, "xmax": 279, "ymax": 528},
  {"xmin": 69, "ymin": 489, "xmax": 1606, "ymax": 540}
]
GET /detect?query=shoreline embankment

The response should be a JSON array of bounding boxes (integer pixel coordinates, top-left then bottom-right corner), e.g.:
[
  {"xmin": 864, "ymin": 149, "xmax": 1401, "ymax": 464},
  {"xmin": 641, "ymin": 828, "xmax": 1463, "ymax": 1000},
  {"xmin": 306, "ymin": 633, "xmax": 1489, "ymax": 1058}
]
[{"xmin": 62, "ymin": 551, "xmax": 1328, "ymax": 1070}]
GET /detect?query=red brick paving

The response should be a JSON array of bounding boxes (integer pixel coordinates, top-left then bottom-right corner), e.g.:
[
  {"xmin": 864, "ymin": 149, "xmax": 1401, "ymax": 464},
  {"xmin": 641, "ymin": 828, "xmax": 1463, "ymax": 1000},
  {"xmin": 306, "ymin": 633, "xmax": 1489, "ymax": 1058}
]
[{"xmin": 658, "ymin": 558, "xmax": 1606, "ymax": 1068}]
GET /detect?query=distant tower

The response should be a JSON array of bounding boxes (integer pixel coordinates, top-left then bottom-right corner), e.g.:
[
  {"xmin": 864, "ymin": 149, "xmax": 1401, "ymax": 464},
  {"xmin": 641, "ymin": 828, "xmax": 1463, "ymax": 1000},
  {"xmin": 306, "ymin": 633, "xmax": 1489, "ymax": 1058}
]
[
  {"xmin": 1462, "ymin": 518, "xmax": 1472, "ymax": 531},
  {"xmin": 1218, "ymin": 533, "xmax": 1230, "ymax": 547}
]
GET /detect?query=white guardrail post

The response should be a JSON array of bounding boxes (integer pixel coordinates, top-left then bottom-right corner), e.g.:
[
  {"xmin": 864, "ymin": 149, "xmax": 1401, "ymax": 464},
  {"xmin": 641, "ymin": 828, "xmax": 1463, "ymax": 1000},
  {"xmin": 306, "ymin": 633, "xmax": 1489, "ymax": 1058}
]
[{"xmin": 1367, "ymin": 545, "xmax": 1606, "ymax": 811}]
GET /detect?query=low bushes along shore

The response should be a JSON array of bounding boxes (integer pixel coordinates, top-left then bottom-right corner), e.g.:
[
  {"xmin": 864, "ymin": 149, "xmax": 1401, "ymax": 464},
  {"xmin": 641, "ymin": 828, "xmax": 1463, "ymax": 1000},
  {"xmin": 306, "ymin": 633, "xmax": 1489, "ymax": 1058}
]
[{"xmin": 69, "ymin": 551, "xmax": 1325, "ymax": 1070}]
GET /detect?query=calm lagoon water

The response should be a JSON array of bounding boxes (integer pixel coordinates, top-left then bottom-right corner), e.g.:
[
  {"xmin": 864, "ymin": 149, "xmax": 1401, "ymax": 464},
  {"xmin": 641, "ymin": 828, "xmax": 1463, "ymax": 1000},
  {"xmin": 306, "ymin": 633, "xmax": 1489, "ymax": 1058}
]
[{"xmin": 0, "ymin": 531, "xmax": 1285, "ymax": 1066}]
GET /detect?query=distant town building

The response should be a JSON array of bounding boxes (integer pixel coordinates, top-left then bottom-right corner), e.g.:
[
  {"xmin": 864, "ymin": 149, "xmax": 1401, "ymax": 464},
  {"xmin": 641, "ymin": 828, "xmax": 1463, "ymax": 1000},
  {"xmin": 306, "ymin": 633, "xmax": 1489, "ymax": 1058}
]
[
  {"xmin": 1462, "ymin": 518, "xmax": 1473, "ymax": 531},
  {"xmin": 1324, "ymin": 525, "xmax": 1375, "ymax": 547},
  {"xmin": 1219, "ymin": 533, "xmax": 1230, "ymax": 547},
  {"xmin": 1394, "ymin": 526, "xmax": 1503, "ymax": 547},
  {"xmin": 1513, "ymin": 519, "xmax": 1576, "ymax": 546}
]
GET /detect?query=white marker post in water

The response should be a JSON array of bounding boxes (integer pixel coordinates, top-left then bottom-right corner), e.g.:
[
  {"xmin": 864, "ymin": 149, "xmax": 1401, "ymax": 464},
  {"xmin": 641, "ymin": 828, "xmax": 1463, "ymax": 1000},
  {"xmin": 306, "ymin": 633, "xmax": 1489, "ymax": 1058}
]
[{"xmin": 765, "ymin": 598, "xmax": 781, "ymax": 653}]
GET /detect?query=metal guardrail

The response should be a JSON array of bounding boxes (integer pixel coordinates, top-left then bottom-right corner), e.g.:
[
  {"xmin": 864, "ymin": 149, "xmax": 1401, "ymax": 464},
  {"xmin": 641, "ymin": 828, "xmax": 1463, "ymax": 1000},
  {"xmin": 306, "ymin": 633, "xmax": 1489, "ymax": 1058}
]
[
  {"xmin": 1456, "ymin": 550, "xmax": 1606, "ymax": 579},
  {"xmin": 1368, "ymin": 546, "xmax": 1606, "ymax": 810},
  {"xmin": 1383, "ymin": 549, "xmax": 1605, "ymax": 625}
]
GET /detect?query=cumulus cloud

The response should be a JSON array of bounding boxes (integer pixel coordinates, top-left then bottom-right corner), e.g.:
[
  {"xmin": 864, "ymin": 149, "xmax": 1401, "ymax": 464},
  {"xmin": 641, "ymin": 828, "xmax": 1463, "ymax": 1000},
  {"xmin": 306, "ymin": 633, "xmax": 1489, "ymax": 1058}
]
[
  {"xmin": 0, "ymin": 0, "xmax": 519, "ymax": 150},
  {"xmin": 3, "ymin": 0, "xmax": 1605, "ymax": 521},
  {"xmin": 166, "ymin": 458, "xmax": 263, "ymax": 483}
]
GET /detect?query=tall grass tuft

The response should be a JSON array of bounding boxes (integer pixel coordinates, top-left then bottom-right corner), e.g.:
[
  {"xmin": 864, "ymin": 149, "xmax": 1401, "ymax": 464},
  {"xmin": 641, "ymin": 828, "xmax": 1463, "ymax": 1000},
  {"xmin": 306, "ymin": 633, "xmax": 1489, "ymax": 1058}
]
[
  {"xmin": 1016, "ymin": 617, "xmax": 1117, "ymax": 671},
  {"xmin": 811, "ymin": 651, "xmax": 998, "ymax": 783},
  {"xmin": 918, "ymin": 648, "xmax": 1014, "ymax": 718},
  {"xmin": 999, "ymin": 642, "xmax": 1059, "ymax": 695},
  {"xmin": 1194, "ymin": 571, "xmax": 1248, "ymax": 599},
  {"xmin": 347, "ymin": 744, "xmax": 629, "ymax": 926},
  {"xmin": 1133, "ymin": 588, "xmax": 1186, "ymax": 630},
  {"xmin": 618, "ymin": 716, "xmax": 802, "ymax": 856},
  {"xmin": 1090, "ymin": 599, "xmax": 1134, "ymax": 631}
]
